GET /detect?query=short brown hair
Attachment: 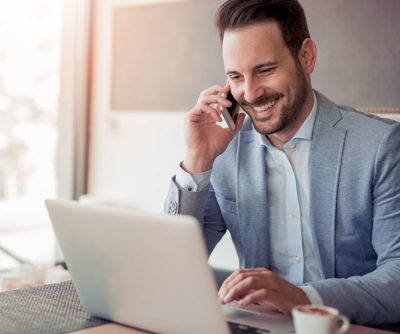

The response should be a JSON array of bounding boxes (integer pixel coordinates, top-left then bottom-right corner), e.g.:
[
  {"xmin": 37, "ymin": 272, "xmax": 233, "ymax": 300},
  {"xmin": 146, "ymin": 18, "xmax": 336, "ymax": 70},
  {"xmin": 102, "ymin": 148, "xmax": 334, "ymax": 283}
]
[{"xmin": 214, "ymin": 0, "xmax": 310, "ymax": 59}]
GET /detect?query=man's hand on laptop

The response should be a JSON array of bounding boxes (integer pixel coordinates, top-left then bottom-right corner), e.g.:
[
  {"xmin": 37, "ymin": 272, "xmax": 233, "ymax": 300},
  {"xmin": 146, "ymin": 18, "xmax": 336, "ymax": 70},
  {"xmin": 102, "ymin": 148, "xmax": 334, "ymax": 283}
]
[
  {"xmin": 182, "ymin": 84, "xmax": 245, "ymax": 175},
  {"xmin": 218, "ymin": 268, "xmax": 310, "ymax": 317}
]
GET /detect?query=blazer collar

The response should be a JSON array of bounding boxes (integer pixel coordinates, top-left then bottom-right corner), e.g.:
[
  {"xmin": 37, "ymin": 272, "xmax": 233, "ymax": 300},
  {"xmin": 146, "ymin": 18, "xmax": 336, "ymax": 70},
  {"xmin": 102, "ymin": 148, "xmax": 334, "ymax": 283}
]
[{"xmin": 309, "ymin": 90, "xmax": 346, "ymax": 279}]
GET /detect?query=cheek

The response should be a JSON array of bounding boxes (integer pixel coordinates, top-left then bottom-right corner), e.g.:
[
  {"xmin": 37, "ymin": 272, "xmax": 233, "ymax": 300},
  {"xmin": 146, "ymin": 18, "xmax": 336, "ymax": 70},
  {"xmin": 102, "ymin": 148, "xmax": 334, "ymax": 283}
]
[
  {"xmin": 260, "ymin": 74, "xmax": 289, "ymax": 94},
  {"xmin": 230, "ymin": 86, "xmax": 243, "ymax": 103}
]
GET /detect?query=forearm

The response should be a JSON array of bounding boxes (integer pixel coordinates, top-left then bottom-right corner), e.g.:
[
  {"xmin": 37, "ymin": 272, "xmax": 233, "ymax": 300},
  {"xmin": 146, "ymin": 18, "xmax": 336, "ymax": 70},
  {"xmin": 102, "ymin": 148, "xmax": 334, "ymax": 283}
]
[
  {"xmin": 308, "ymin": 261, "xmax": 400, "ymax": 326},
  {"xmin": 163, "ymin": 175, "xmax": 210, "ymax": 221},
  {"xmin": 163, "ymin": 171, "xmax": 227, "ymax": 253}
]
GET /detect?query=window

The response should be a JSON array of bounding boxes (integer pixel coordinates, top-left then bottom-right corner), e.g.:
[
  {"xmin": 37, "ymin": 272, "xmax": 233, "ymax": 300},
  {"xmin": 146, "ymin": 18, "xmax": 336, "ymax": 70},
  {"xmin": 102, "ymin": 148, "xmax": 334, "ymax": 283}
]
[{"xmin": 0, "ymin": 0, "xmax": 62, "ymax": 270}]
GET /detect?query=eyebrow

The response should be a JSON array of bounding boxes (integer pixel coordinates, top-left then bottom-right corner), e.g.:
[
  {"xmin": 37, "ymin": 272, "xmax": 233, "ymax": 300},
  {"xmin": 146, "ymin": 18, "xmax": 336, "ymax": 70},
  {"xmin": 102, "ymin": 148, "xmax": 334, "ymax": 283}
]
[{"xmin": 226, "ymin": 61, "xmax": 279, "ymax": 76}]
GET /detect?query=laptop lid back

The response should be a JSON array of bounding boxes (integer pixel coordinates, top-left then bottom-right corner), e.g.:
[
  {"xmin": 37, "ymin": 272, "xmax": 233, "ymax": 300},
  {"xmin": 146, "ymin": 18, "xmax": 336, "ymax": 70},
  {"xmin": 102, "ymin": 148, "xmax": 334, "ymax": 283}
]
[{"xmin": 45, "ymin": 199, "xmax": 229, "ymax": 334}]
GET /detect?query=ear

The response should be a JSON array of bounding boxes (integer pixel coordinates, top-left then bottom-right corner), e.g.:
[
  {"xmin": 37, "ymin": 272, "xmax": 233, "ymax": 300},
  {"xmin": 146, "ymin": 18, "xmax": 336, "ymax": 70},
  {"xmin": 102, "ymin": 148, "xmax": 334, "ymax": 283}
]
[{"xmin": 298, "ymin": 38, "xmax": 317, "ymax": 74}]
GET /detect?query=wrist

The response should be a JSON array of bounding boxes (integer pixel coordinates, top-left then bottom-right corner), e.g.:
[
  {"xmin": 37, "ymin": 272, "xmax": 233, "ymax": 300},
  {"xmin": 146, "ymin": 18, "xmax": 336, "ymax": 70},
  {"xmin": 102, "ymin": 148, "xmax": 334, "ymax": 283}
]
[
  {"xmin": 295, "ymin": 286, "xmax": 311, "ymax": 306},
  {"xmin": 182, "ymin": 154, "xmax": 214, "ymax": 175}
]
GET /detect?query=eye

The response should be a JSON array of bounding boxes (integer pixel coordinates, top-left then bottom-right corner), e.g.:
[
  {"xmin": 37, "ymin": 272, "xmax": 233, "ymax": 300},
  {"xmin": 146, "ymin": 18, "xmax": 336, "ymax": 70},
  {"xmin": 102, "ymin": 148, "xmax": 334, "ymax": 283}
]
[
  {"xmin": 229, "ymin": 75, "xmax": 241, "ymax": 81},
  {"xmin": 228, "ymin": 72, "xmax": 243, "ymax": 81},
  {"xmin": 258, "ymin": 67, "xmax": 275, "ymax": 75}
]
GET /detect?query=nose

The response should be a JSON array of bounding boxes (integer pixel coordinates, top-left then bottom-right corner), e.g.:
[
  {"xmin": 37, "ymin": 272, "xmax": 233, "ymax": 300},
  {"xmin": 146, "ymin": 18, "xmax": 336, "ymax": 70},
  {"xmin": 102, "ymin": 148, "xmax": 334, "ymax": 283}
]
[{"xmin": 243, "ymin": 77, "xmax": 264, "ymax": 104}]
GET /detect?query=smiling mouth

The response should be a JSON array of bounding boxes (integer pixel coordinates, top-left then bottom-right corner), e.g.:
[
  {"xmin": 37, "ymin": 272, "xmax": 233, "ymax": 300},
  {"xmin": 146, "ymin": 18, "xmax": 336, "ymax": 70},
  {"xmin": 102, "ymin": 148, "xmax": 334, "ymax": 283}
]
[{"xmin": 252, "ymin": 98, "xmax": 280, "ymax": 115}]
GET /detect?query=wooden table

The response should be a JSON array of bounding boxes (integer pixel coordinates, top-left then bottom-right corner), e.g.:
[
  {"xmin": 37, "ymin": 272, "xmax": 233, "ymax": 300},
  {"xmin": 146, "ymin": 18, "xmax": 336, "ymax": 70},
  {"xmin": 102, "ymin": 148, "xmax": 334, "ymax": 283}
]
[
  {"xmin": 0, "ymin": 280, "xmax": 397, "ymax": 334},
  {"xmin": 71, "ymin": 322, "xmax": 396, "ymax": 334}
]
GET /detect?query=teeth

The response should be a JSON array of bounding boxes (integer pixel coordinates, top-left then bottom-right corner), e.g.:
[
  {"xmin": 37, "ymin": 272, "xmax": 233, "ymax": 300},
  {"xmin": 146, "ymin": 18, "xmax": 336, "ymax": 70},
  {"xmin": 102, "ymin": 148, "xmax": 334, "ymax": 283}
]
[{"xmin": 253, "ymin": 99, "xmax": 278, "ymax": 112}]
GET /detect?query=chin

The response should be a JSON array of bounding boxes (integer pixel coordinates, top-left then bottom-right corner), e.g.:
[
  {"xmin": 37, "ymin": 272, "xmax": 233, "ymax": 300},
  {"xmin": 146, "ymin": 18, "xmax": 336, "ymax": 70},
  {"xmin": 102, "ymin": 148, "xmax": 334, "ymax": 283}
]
[
  {"xmin": 253, "ymin": 123, "xmax": 279, "ymax": 136},
  {"xmin": 250, "ymin": 116, "xmax": 280, "ymax": 135}
]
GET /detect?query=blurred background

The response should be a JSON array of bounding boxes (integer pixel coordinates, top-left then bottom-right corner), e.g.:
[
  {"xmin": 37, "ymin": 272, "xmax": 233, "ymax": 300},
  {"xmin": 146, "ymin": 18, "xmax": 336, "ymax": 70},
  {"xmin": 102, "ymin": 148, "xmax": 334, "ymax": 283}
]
[
  {"xmin": 0, "ymin": 0, "xmax": 399, "ymax": 290},
  {"xmin": 0, "ymin": 0, "xmax": 61, "ymax": 274}
]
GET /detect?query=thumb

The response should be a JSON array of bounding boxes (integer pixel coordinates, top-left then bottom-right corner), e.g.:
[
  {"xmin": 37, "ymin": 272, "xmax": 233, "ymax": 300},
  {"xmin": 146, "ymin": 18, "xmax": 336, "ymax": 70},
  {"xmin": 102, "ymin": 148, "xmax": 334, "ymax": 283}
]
[{"xmin": 233, "ymin": 113, "xmax": 246, "ymax": 134}]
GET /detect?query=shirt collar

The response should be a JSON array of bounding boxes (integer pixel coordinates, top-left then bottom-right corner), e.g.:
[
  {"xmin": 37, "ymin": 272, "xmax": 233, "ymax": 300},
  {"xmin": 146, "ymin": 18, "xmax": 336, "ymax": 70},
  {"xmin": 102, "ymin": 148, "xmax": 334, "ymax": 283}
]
[{"xmin": 259, "ymin": 90, "xmax": 317, "ymax": 148}]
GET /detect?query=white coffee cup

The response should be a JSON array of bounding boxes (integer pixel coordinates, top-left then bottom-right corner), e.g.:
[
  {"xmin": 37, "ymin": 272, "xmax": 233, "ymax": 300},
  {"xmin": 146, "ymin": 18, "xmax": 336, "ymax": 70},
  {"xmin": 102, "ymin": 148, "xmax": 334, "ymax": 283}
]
[{"xmin": 292, "ymin": 305, "xmax": 350, "ymax": 334}]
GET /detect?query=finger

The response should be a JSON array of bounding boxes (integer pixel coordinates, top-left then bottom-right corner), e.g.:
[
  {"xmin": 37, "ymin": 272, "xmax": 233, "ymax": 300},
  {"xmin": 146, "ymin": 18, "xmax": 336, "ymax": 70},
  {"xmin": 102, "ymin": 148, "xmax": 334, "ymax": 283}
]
[
  {"xmin": 238, "ymin": 288, "xmax": 270, "ymax": 307},
  {"xmin": 219, "ymin": 268, "xmax": 267, "ymax": 297},
  {"xmin": 219, "ymin": 269, "xmax": 245, "ymax": 298},
  {"xmin": 243, "ymin": 288, "xmax": 292, "ymax": 316},
  {"xmin": 233, "ymin": 113, "xmax": 246, "ymax": 133},
  {"xmin": 221, "ymin": 271, "xmax": 270, "ymax": 303},
  {"xmin": 220, "ymin": 269, "xmax": 275, "ymax": 303},
  {"xmin": 208, "ymin": 104, "xmax": 222, "ymax": 122},
  {"xmin": 240, "ymin": 280, "xmax": 306, "ymax": 316},
  {"xmin": 238, "ymin": 289, "xmax": 285, "ymax": 315},
  {"xmin": 220, "ymin": 268, "xmax": 269, "ymax": 289},
  {"xmin": 201, "ymin": 94, "xmax": 232, "ymax": 109},
  {"xmin": 191, "ymin": 104, "xmax": 222, "ymax": 122},
  {"xmin": 188, "ymin": 104, "xmax": 219, "ymax": 118},
  {"xmin": 258, "ymin": 300, "xmax": 282, "ymax": 313},
  {"xmin": 223, "ymin": 276, "xmax": 267, "ymax": 303},
  {"xmin": 200, "ymin": 84, "xmax": 229, "ymax": 97}
]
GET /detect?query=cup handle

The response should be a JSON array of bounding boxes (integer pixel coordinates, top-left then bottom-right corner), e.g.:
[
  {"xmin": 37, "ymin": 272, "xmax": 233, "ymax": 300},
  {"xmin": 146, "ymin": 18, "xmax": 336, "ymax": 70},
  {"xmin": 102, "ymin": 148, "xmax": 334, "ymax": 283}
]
[{"xmin": 335, "ymin": 315, "xmax": 350, "ymax": 333}]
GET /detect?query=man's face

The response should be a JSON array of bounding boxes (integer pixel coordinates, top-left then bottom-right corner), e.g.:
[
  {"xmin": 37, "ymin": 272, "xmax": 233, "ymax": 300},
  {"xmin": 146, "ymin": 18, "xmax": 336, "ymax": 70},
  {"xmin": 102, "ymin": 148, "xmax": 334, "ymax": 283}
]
[{"xmin": 222, "ymin": 22, "xmax": 309, "ymax": 136}]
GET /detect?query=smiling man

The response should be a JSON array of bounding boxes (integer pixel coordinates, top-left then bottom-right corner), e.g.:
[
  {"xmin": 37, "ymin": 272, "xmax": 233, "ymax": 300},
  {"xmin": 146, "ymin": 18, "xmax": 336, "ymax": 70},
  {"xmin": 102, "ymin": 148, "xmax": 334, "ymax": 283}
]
[
  {"xmin": 164, "ymin": 0, "xmax": 400, "ymax": 328},
  {"xmin": 222, "ymin": 21, "xmax": 312, "ymax": 149}
]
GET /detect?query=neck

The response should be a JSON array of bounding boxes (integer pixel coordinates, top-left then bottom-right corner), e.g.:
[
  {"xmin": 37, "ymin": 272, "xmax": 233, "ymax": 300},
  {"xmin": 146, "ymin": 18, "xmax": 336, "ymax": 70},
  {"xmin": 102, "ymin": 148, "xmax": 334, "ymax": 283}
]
[{"xmin": 267, "ymin": 89, "xmax": 314, "ymax": 151}]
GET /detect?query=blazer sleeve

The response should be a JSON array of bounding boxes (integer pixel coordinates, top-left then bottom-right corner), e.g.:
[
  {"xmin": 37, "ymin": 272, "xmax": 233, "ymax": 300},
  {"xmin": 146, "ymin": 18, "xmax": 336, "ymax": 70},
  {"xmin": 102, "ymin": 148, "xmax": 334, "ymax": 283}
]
[
  {"xmin": 308, "ymin": 122, "xmax": 400, "ymax": 326},
  {"xmin": 163, "ymin": 176, "xmax": 226, "ymax": 254}
]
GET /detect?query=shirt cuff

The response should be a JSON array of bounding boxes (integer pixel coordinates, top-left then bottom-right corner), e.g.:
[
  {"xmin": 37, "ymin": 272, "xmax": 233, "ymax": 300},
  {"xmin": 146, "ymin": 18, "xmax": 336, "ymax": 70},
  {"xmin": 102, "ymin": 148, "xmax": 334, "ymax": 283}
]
[
  {"xmin": 299, "ymin": 285, "xmax": 324, "ymax": 305},
  {"xmin": 175, "ymin": 162, "xmax": 212, "ymax": 192}
]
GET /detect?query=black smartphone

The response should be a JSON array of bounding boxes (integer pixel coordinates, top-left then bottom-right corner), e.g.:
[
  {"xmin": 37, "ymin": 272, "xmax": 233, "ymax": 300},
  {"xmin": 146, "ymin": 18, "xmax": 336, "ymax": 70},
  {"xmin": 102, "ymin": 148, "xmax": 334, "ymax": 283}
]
[{"xmin": 220, "ymin": 84, "xmax": 240, "ymax": 131}]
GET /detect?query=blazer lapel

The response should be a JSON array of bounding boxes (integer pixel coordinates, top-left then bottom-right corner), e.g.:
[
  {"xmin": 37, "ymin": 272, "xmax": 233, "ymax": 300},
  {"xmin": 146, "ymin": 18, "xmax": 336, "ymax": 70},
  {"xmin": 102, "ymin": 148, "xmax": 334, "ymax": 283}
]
[
  {"xmin": 309, "ymin": 92, "xmax": 346, "ymax": 279},
  {"xmin": 236, "ymin": 126, "xmax": 271, "ymax": 268}
]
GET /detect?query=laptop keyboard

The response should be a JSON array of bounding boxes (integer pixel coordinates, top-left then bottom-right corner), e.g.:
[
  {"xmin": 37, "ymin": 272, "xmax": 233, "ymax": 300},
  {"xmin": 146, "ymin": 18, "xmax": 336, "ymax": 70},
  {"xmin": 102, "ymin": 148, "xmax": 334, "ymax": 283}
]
[{"xmin": 228, "ymin": 321, "xmax": 271, "ymax": 333}]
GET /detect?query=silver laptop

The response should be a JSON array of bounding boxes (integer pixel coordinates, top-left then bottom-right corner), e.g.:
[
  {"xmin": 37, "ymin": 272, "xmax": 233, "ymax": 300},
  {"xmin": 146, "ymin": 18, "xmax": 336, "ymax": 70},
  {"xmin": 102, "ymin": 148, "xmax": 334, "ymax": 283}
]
[{"xmin": 45, "ymin": 199, "xmax": 294, "ymax": 334}]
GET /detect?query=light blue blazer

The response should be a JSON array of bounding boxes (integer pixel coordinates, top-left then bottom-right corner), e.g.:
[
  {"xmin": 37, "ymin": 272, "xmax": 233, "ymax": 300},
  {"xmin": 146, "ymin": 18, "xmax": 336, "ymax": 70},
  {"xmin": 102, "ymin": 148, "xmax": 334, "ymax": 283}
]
[{"xmin": 164, "ymin": 91, "xmax": 400, "ymax": 326}]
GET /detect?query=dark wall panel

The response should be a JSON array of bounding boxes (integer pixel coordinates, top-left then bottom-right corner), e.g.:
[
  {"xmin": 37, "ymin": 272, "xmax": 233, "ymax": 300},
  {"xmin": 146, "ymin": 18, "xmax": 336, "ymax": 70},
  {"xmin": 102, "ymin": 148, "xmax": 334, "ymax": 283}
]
[
  {"xmin": 302, "ymin": 0, "xmax": 400, "ymax": 107},
  {"xmin": 112, "ymin": 0, "xmax": 225, "ymax": 110},
  {"xmin": 111, "ymin": 0, "xmax": 400, "ymax": 111}
]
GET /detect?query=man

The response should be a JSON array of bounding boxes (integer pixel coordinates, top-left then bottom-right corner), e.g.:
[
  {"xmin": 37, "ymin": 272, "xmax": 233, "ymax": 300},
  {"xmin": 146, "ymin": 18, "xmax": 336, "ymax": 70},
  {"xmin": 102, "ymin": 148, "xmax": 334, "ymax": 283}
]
[{"xmin": 164, "ymin": 0, "xmax": 400, "ymax": 327}]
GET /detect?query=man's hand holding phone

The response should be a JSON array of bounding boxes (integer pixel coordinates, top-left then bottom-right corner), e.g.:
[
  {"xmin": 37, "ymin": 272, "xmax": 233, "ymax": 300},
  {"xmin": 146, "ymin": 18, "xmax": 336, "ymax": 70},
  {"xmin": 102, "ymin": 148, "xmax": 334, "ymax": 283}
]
[
  {"xmin": 182, "ymin": 83, "xmax": 245, "ymax": 175},
  {"xmin": 220, "ymin": 83, "xmax": 241, "ymax": 131}
]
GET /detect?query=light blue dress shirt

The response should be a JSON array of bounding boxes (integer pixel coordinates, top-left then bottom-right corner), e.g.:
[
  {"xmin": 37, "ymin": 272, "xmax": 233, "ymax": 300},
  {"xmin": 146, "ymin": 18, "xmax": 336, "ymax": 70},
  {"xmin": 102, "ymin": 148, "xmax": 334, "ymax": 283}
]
[
  {"xmin": 176, "ymin": 92, "xmax": 323, "ymax": 305},
  {"xmin": 260, "ymin": 93, "xmax": 320, "ymax": 286}
]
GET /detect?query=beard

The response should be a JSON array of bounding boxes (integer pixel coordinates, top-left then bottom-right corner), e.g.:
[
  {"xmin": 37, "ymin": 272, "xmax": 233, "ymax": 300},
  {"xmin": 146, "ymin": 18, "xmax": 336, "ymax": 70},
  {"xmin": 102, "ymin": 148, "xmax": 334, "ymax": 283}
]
[{"xmin": 239, "ymin": 64, "xmax": 308, "ymax": 136}]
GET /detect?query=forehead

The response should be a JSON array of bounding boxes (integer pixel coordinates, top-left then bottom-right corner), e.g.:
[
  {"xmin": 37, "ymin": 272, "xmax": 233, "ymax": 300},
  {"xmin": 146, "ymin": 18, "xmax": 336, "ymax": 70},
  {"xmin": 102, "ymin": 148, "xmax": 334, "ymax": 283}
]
[{"xmin": 222, "ymin": 21, "xmax": 289, "ymax": 72}]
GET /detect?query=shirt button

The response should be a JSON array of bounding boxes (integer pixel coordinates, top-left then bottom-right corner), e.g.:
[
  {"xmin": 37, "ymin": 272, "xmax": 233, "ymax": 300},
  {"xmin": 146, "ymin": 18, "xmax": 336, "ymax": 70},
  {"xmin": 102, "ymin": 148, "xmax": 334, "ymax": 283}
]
[
  {"xmin": 288, "ymin": 169, "xmax": 293, "ymax": 175},
  {"xmin": 288, "ymin": 143, "xmax": 295, "ymax": 149},
  {"xmin": 290, "ymin": 211, "xmax": 296, "ymax": 218},
  {"xmin": 171, "ymin": 202, "xmax": 177, "ymax": 209},
  {"xmin": 187, "ymin": 186, "xmax": 193, "ymax": 192},
  {"xmin": 293, "ymin": 257, "xmax": 300, "ymax": 263}
]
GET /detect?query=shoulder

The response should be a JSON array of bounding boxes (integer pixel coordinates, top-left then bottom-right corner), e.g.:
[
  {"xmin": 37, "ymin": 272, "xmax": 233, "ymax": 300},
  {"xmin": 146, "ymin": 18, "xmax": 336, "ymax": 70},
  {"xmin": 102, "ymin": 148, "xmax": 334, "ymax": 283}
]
[
  {"xmin": 315, "ymin": 90, "xmax": 400, "ymax": 137},
  {"xmin": 338, "ymin": 105, "xmax": 398, "ymax": 130}
]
